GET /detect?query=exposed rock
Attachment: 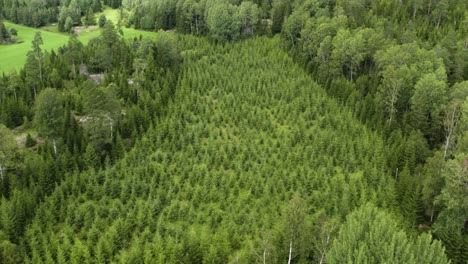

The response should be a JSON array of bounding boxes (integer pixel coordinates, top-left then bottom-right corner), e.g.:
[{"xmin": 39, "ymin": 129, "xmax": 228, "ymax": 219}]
[
  {"xmin": 79, "ymin": 64, "xmax": 89, "ymax": 76},
  {"xmin": 89, "ymin": 73, "xmax": 104, "ymax": 84}
]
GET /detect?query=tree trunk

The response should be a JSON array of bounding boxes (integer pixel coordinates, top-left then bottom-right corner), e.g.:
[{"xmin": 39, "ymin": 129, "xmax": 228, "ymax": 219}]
[
  {"xmin": 263, "ymin": 248, "xmax": 267, "ymax": 264},
  {"xmin": 72, "ymin": 63, "xmax": 76, "ymax": 79},
  {"xmin": 53, "ymin": 138, "xmax": 57, "ymax": 157},
  {"xmin": 0, "ymin": 165, "xmax": 3, "ymax": 181},
  {"xmin": 38, "ymin": 58, "xmax": 43, "ymax": 83},
  {"xmin": 443, "ymin": 134, "xmax": 451, "ymax": 160},
  {"xmin": 444, "ymin": 104, "xmax": 460, "ymax": 160},
  {"xmin": 288, "ymin": 240, "xmax": 292, "ymax": 264},
  {"xmin": 109, "ymin": 118, "xmax": 114, "ymax": 139},
  {"xmin": 319, "ymin": 253, "xmax": 325, "ymax": 264},
  {"xmin": 319, "ymin": 230, "xmax": 332, "ymax": 264}
]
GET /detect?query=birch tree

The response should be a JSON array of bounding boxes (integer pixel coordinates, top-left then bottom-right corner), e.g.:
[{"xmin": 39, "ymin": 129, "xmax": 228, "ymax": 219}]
[
  {"xmin": 280, "ymin": 194, "xmax": 307, "ymax": 264},
  {"xmin": 443, "ymin": 81, "xmax": 468, "ymax": 159},
  {"xmin": 33, "ymin": 88, "xmax": 64, "ymax": 156}
]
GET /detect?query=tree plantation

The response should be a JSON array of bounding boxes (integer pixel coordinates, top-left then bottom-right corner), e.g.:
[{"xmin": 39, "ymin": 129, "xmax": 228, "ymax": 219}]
[{"xmin": 0, "ymin": 0, "xmax": 467, "ymax": 263}]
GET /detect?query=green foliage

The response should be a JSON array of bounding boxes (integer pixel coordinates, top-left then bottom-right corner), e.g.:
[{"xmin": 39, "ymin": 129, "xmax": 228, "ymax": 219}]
[
  {"xmin": 0, "ymin": 21, "xmax": 11, "ymax": 43},
  {"xmin": 0, "ymin": 125, "xmax": 17, "ymax": 181},
  {"xmin": 271, "ymin": 0, "xmax": 290, "ymax": 34},
  {"xmin": 14, "ymin": 35, "xmax": 397, "ymax": 263},
  {"xmin": 411, "ymin": 73, "xmax": 447, "ymax": 139},
  {"xmin": 327, "ymin": 203, "xmax": 449, "ymax": 264},
  {"xmin": 238, "ymin": 1, "xmax": 259, "ymax": 37},
  {"xmin": 0, "ymin": 1, "xmax": 466, "ymax": 262},
  {"xmin": 64, "ymin": 17, "xmax": 74, "ymax": 34},
  {"xmin": 85, "ymin": 8, "xmax": 96, "ymax": 27},
  {"xmin": 206, "ymin": 1, "xmax": 241, "ymax": 42},
  {"xmin": 25, "ymin": 134, "xmax": 36, "ymax": 148},
  {"xmin": 436, "ymin": 154, "xmax": 468, "ymax": 225},
  {"xmin": 33, "ymin": 88, "xmax": 64, "ymax": 138},
  {"xmin": 99, "ymin": 15, "xmax": 107, "ymax": 28}
]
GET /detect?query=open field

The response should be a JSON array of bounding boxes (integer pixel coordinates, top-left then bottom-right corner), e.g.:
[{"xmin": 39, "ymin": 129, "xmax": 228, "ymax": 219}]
[{"xmin": 0, "ymin": 9, "xmax": 158, "ymax": 73}]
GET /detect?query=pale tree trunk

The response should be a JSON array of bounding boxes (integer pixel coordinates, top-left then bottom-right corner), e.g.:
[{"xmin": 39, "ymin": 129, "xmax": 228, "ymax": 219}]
[
  {"xmin": 0, "ymin": 165, "xmax": 3, "ymax": 181},
  {"xmin": 318, "ymin": 235, "xmax": 330, "ymax": 264},
  {"xmin": 444, "ymin": 134, "xmax": 451, "ymax": 159},
  {"xmin": 388, "ymin": 87, "xmax": 398, "ymax": 126},
  {"xmin": 288, "ymin": 240, "xmax": 292, "ymax": 264},
  {"xmin": 443, "ymin": 103, "xmax": 460, "ymax": 159},
  {"xmin": 386, "ymin": 80, "xmax": 400, "ymax": 126},
  {"xmin": 53, "ymin": 139, "xmax": 57, "ymax": 157},
  {"xmin": 261, "ymin": 232, "xmax": 270, "ymax": 264},
  {"xmin": 316, "ymin": 223, "xmax": 335, "ymax": 264},
  {"xmin": 39, "ymin": 61, "xmax": 43, "ymax": 83},
  {"xmin": 319, "ymin": 253, "xmax": 325, "ymax": 264},
  {"xmin": 109, "ymin": 117, "xmax": 114, "ymax": 139},
  {"xmin": 72, "ymin": 63, "xmax": 76, "ymax": 79}
]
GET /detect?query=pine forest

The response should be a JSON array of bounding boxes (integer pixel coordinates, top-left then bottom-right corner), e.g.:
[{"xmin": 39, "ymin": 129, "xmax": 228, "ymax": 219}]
[{"xmin": 0, "ymin": 0, "xmax": 466, "ymax": 263}]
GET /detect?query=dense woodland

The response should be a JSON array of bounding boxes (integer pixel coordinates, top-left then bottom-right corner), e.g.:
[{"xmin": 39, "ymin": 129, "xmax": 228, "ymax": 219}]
[{"xmin": 0, "ymin": 0, "xmax": 467, "ymax": 263}]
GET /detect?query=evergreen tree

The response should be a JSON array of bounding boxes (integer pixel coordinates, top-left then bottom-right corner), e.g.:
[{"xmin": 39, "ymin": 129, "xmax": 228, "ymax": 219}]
[
  {"xmin": 84, "ymin": 143, "xmax": 99, "ymax": 169},
  {"xmin": 326, "ymin": 204, "xmax": 449, "ymax": 263},
  {"xmin": 64, "ymin": 17, "xmax": 74, "ymax": 33},
  {"xmin": 98, "ymin": 15, "xmax": 107, "ymax": 28},
  {"xmin": 85, "ymin": 8, "xmax": 96, "ymax": 26}
]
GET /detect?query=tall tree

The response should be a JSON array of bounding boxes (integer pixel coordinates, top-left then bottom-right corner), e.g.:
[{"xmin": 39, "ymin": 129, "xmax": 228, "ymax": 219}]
[
  {"xmin": 206, "ymin": 1, "xmax": 241, "ymax": 42},
  {"xmin": 327, "ymin": 203, "xmax": 449, "ymax": 263},
  {"xmin": 411, "ymin": 73, "xmax": 447, "ymax": 142},
  {"xmin": 33, "ymin": 88, "xmax": 64, "ymax": 156},
  {"xmin": 31, "ymin": 32, "xmax": 44, "ymax": 85},
  {"xmin": 442, "ymin": 81, "xmax": 468, "ymax": 158},
  {"xmin": 238, "ymin": 1, "xmax": 259, "ymax": 37},
  {"xmin": 85, "ymin": 7, "xmax": 96, "ymax": 26},
  {"xmin": 0, "ymin": 125, "xmax": 17, "ymax": 181},
  {"xmin": 278, "ymin": 194, "xmax": 310, "ymax": 264}
]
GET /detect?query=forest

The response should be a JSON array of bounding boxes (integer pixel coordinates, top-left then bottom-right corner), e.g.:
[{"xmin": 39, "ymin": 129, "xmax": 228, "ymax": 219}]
[{"xmin": 0, "ymin": 0, "xmax": 467, "ymax": 263}]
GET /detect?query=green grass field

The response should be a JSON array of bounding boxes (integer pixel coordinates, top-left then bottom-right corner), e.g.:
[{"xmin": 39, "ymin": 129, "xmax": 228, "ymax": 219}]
[{"xmin": 0, "ymin": 9, "xmax": 158, "ymax": 73}]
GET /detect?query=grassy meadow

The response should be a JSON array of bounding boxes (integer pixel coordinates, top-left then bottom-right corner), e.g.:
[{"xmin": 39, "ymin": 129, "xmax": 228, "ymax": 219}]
[{"xmin": 0, "ymin": 9, "xmax": 157, "ymax": 73}]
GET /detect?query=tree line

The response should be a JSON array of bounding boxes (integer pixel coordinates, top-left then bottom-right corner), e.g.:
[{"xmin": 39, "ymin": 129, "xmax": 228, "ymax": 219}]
[{"xmin": 277, "ymin": 0, "xmax": 467, "ymax": 262}]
